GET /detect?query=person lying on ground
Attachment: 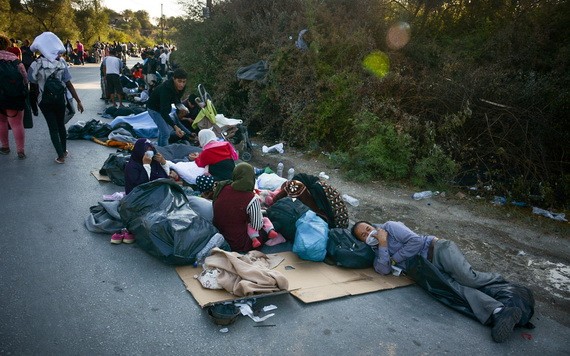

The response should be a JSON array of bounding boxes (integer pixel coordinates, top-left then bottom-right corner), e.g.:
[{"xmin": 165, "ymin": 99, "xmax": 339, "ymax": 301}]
[
  {"xmin": 124, "ymin": 138, "xmax": 170, "ymax": 194},
  {"xmin": 352, "ymin": 220, "xmax": 527, "ymax": 343},
  {"xmin": 212, "ymin": 163, "xmax": 278, "ymax": 253}
]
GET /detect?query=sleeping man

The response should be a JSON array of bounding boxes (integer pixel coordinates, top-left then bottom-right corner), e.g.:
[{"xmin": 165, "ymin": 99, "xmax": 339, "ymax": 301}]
[{"xmin": 352, "ymin": 220, "xmax": 531, "ymax": 343}]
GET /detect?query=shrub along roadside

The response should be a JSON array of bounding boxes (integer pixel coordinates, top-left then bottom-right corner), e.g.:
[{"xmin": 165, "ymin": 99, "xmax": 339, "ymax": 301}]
[{"xmin": 173, "ymin": 0, "xmax": 569, "ymax": 210}]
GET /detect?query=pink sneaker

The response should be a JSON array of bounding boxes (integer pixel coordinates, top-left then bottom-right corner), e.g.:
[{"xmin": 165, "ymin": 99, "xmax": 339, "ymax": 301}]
[
  {"xmin": 110, "ymin": 232, "xmax": 123, "ymax": 244},
  {"xmin": 122, "ymin": 229, "xmax": 135, "ymax": 244}
]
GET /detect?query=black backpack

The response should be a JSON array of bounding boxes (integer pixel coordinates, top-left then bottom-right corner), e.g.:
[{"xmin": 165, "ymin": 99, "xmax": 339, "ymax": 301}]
[
  {"xmin": 266, "ymin": 197, "xmax": 310, "ymax": 241},
  {"xmin": 325, "ymin": 228, "xmax": 375, "ymax": 269},
  {"xmin": 41, "ymin": 69, "xmax": 66, "ymax": 106},
  {"xmin": 0, "ymin": 59, "xmax": 28, "ymax": 111}
]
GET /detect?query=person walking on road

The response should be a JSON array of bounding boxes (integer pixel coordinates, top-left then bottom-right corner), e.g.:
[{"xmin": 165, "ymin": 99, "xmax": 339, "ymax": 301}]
[
  {"xmin": 102, "ymin": 49, "xmax": 123, "ymax": 107},
  {"xmin": 75, "ymin": 40, "xmax": 84, "ymax": 65},
  {"xmin": 0, "ymin": 34, "xmax": 28, "ymax": 159},
  {"xmin": 28, "ymin": 32, "xmax": 84, "ymax": 164}
]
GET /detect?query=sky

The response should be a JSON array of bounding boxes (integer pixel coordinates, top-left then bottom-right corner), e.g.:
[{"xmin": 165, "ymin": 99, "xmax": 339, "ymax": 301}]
[{"xmin": 102, "ymin": 0, "xmax": 187, "ymax": 19}]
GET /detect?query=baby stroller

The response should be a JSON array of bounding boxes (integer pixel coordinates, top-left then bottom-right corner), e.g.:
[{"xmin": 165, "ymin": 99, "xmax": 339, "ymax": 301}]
[{"xmin": 192, "ymin": 84, "xmax": 254, "ymax": 161}]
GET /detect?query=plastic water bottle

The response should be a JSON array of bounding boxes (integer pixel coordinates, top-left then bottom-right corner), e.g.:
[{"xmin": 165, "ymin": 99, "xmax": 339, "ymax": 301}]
[
  {"xmin": 276, "ymin": 162, "xmax": 284, "ymax": 177},
  {"xmin": 287, "ymin": 168, "xmax": 295, "ymax": 180},
  {"xmin": 412, "ymin": 191, "xmax": 437, "ymax": 200},
  {"xmin": 342, "ymin": 194, "xmax": 359, "ymax": 207}
]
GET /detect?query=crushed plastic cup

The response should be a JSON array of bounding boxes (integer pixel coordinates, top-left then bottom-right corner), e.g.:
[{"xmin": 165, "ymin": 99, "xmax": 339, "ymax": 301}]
[
  {"xmin": 262, "ymin": 143, "xmax": 284, "ymax": 154},
  {"xmin": 412, "ymin": 191, "xmax": 438, "ymax": 200}
]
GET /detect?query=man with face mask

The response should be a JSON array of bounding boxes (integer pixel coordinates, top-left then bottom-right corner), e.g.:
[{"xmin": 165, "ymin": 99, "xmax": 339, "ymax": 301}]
[
  {"xmin": 146, "ymin": 68, "xmax": 189, "ymax": 146},
  {"xmin": 352, "ymin": 220, "xmax": 527, "ymax": 343}
]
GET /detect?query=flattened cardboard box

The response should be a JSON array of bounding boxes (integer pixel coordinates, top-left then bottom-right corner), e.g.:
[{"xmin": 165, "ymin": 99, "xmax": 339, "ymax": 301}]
[{"xmin": 176, "ymin": 251, "xmax": 414, "ymax": 307}]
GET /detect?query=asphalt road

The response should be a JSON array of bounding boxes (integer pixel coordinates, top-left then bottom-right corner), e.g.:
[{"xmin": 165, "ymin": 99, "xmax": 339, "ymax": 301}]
[{"xmin": 0, "ymin": 60, "xmax": 568, "ymax": 355}]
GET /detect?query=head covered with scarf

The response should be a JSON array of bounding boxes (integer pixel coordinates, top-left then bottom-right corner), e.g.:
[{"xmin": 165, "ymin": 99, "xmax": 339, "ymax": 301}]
[
  {"xmin": 212, "ymin": 162, "xmax": 255, "ymax": 201},
  {"xmin": 198, "ymin": 129, "xmax": 217, "ymax": 148},
  {"xmin": 124, "ymin": 138, "xmax": 168, "ymax": 194}
]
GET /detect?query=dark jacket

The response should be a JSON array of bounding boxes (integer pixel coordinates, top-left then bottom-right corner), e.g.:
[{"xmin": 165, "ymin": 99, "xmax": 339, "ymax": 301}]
[
  {"xmin": 124, "ymin": 138, "xmax": 168, "ymax": 194},
  {"xmin": 146, "ymin": 78, "xmax": 184, "ymax": 127}
]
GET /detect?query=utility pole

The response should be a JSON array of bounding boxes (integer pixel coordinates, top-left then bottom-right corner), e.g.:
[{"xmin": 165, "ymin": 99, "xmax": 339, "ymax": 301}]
[
  {"xmin": 160, "ymin": 3, "xmax": 164, "ymax": 45},
  {"xmin": 204, "ymin": 0, "xmax": 213, "ymax": 19}
]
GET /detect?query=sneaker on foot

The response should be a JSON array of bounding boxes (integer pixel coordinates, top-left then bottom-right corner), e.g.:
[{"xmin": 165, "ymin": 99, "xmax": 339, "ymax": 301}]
[
  {"xmin": 122, "ymin": 230, "xmax": 135, "ymax": 244},
  {"xmin": 0, "ymin": 147, "xmax": 10, "ymax": 155},
  {"xmin": 64, "ymin": 150, "xmax": 69, "ymax": 157},
  {"xmin": 17, "ymin": 152, "xmax": 26, "ymax": 159},
  {"xmin": 491, "ymin": 307, "xmax": 522, "ymax": 343},
  {"xmin": 252, "ymin": 238, "xmax": 261, "ymax": 248},
  {"xmin": 55, "ymin": 157, "xmax": 65, "ymax": 164},
  {"xmin": 110, "ymin": 232, "xmax": 123, "ymax": 244},
  {"xmin": 267, "ymin": 229, "xmax": 279, "ymax": 239}
]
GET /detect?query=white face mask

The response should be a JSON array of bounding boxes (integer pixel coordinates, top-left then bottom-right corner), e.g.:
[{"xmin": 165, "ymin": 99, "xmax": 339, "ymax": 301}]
[{"xmin": 365, "ymin": 229, "xmax": 379, "ymax": 246}]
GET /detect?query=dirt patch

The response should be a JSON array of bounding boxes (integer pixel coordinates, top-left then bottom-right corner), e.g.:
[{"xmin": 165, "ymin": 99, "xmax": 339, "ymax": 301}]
[{"xmin": 249, "ymin": 140, "xmax": 570, "ymax": 327}]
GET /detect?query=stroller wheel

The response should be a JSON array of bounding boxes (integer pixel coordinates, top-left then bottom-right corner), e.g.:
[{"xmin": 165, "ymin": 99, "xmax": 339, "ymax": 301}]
[{"xmin": 240, "ymin": 151, "xmax": 252, "ymax": 162}]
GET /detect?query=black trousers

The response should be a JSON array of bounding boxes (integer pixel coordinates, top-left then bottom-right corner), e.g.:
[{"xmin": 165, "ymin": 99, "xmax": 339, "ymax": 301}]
[{"xmin": 39, "ymin": 100, "xmax": 66, "ymax": 158}]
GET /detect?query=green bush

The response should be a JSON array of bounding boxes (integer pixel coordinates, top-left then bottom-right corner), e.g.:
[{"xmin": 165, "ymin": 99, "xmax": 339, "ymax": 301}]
[
  {"xmin": 413, "ymin": 144, "xmax": 458, "ymax": 188},
  {"xmin": 334, "ymin": 112, "xmax": 412, "ymax": 181}
]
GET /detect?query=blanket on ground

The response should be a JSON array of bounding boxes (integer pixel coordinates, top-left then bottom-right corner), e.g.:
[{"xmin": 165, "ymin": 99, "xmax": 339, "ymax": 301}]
[
  {"xmin": 110, "ymin": 111, "xmax": 158, "ymax": 138},
  {"xmin": 204, "ymin": 248, "xmax": 288, "ymax": 296}
]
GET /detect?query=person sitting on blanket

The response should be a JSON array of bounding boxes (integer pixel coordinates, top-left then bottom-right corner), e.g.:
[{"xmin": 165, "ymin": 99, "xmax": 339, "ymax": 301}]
[
  {"xmin": 351, "ymin": 220, "xmax": 528, "ymax": 343},
  {"xmin": 124, "ymin": 138, "xmax": 170, "ymax": 194},
  {"xmin": 212, "ymin": 163, "xmax": 278, "ymax": 253},
  {"xmin": 188, "ymin": 129, "xmax": 238, "ymax": 191}
]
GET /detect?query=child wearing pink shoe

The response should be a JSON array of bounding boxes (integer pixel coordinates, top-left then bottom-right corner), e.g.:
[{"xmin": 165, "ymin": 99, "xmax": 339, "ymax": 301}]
[{"xmin": 247, "ymin": 217, "xmax": 278, "ymax": 248}]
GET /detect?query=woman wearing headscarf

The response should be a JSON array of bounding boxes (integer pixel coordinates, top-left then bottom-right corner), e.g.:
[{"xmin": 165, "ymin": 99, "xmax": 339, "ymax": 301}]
[
  {"xmin": 189, "ymin": 129, "xmax": 238, "ymax": 194},
  {"xmin": 124, "ymin": 138, "xmax": 169, "ymax": 194},
  {"xmin": 212, "ymin": 163, "xmax": 274, "ymax": 252}
]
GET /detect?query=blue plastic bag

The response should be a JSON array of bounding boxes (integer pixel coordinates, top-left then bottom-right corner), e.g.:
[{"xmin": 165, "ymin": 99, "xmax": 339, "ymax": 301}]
[{"xmin": 293, "ymin": 210, "xmax": 329, "ymax": 261}]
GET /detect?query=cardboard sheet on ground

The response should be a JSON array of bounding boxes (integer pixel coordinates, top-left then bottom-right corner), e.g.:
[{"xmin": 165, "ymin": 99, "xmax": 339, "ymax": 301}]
[
  {"xmin": 91, "ymin": 170, "xmax": 111, "ymax": 182},
  {"xmin": 176, "ymin": 251, "xmax": 414, "ymax": 307}
]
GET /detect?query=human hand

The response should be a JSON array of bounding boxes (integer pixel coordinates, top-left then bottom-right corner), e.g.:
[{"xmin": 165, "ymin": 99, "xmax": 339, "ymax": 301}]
[
  {"xmin": 175, "ymin": 127, "xmax": 185, "ymax": 138},
  {"xmin": 188, "ymin": 152, "xmax": 199, "ymax": 160},
  {"xmin": 76, "ymin": 101, "xmax": 84, "ymax": 113},
  {"xmin": 376, "ymin": 228, "xmax": 388, "ymax": 247},
  {"xmin": 153, "ymin": 153, "xmax": 166, "ymax": 165}
]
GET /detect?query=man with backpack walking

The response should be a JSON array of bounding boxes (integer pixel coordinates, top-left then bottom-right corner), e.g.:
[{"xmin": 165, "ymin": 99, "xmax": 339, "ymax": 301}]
[
  {"xmin": 0, "ymin": 34, "xmax": 28, "ymax": 159},
  {"xmin": 28, "ymin": 32, "xmax": 84, "ymax": 164}
]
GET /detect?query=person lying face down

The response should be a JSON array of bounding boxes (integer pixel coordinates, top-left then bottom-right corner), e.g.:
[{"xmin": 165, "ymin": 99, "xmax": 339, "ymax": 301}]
[
  {"xmin": 124, "ymin": 138, "xmax": 169, "ymax": 194},
  {"xmin": 352, "ymin": 220, "xmax": 527, "ymax": 343}
]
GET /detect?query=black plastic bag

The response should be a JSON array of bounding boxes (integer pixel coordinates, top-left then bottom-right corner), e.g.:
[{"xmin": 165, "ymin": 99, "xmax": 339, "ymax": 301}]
[
  {"xmin": 99, "ymin": 150, "xmax": 130, "ymax": 186},
  {"xmin": 326, "ymin": 228, "xmax": 375, "ymax": 269},
  {"xmin": 119, "ymin": 179, "xmax": 219, "ymax": 265}
]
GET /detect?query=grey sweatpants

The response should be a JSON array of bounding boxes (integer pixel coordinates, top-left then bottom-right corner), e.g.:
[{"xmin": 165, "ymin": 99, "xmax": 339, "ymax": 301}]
[{"xmin": 432, "ymin": 239, "xmax": 505, "ymax": 324}]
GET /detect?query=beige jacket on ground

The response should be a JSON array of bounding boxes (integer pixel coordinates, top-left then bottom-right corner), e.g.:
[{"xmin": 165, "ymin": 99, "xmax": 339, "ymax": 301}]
[{"xmin": 204, "ymin": 248, "xmax": 289, "ymax": 296}]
